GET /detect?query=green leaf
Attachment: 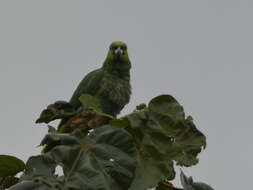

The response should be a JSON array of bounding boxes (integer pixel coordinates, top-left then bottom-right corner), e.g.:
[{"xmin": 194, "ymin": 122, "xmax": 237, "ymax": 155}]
[
  {"xmin": 109, "ymin": 94, "xmax": 206, "ymax": 190},
  {"xmin": 21, "ymin": 155, "xmax": 56, "ymax": 181},
  {"xmin": 28, "ymin": 94, "xmax": 206, "ymax": 190},
  {"xmin": 126, "ymin": 112, "xmax": 176, "ymax": 190},
  {"xmin": 130, "ymin": 159, "xmax": 175, "ymax": 190},
  {"xmin": 109, "ymin": 117, "xmax": 129, "ymax": 128},
  {"xmin": 23, "ymin": 126, "xmax": 137, "ymax": 190},
  {"xmin": 36, "ymin": 101, "xmax": 76, "ymax": 124},
  {"xmin": 149, "ymin": 113, "xmax": 206, "ymax": 166},
  {"xmin": 148, "ymin": 95, "xmax": 185, "ymax": 121},
  {"xmin": 8, "ymin": 181, "xmax": 50, "ymax": 190},
  {"xmin": 0, "ymin": 155, "xmax": 25, "ymax": 177}
]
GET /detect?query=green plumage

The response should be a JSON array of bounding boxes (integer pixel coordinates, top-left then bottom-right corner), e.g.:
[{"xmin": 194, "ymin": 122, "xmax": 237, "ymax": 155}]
[
  {"xmin": 42, "ymin": 42, "xmax": 132, "ymax": 151},
  {"xmin": 67, "ymin": 41, "xmax": 131, "ymax": 118}
]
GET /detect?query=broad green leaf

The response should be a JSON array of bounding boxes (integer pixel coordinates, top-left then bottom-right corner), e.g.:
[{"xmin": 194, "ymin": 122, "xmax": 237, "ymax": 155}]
[
  {"xmin": 148, "ymin": 95, "xmax": 185, "ymax": 121},
  {"xmin": 40, "ymin": 126, "xmax": 79, "ymax": 148},
  {"xmin": 27, "ymin": 93, "xmax": 205, "ymax": 190},
  {"xmin": 109, "ymin": 117, "xmax": 129, "ymax": 128},
  {"xmin": 149, "ymin": 113, "xmax": 206, "ymax": 166},
  {"xmin": 109, "ymin": 94, "xmax": 206, "ymax": 190},
  {"xmin": 130, "ymin": 159, "xmax": 175, "ymax": 190},
  {"xmin": 21, "ymin": 155, "xmax": 56, "ymax": 181},
  {"xmin": 0, "ymin": 155, "xmax": 25, "ymax": 177},
  {"xmin": 126, "ymin": 112, "xmax": 176, "ymax": 190},
  {"xmin": 8, "ymin": 181, "xmax": 50, "ymax": 190},
  {"xmin": 36, "ymin": 101, "xmax": 76, "ymax": 124},
  {"xmin": 23, "ymin": 126, "xmax": 137, "ymax": 190}
]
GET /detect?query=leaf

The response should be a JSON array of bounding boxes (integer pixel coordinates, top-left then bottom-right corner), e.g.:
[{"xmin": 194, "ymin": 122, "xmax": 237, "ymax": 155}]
[
  {"xmin": 22, "ymin": 126, "xmax": 137, "ymax": 190},
  {"xmin": 126, "ymin": 112, "xmax": 176, "ymax": 190},
  {"xmin": 109, "ymin": 94, "xmax": 206, "ymax": 190},
  {"xmin": 0, "ymin": 155, "xmax": 25, "ymax": 177},
  {"xmin": 36, "ymin": 101, "xmax": 76, "ymax": 124},
  {"xmin": 109, "ymin": 117, "xmax": 129, "ymax": 128},
  {"xmin": 148, "ymin": 95, "xmax": 185, "ymax": 121},
  {"xmin": 149, "ymin": 113, "xmax": 206, "ymax": 166},
  {"xmin": 28, "ymin": 94, "xmax": 206, "ymax": 190},
  {"xmin": 21, "ymin": 156, "xmax": 56, "ymax": 181},
  {"xmin": 130, "ymin": 159, "xmax": 175, "ymax": 190},
  {"xmin": 8, "ymin": 181, "xmax": 50, "ymax": 190}
]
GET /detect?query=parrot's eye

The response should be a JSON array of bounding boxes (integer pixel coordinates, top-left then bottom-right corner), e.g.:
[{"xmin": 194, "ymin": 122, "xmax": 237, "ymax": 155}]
[
  {"xmin": 110, "ymin": 46, "xmax": 117, "ymax": 50},
  {"xmin": 121, "ymin": 45, "xmax": 127, "ymax": 51}
]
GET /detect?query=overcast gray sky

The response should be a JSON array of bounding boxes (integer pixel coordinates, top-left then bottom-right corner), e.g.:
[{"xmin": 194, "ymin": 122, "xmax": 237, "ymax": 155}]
[{"xmin": 0, "ymin": 1, "xmax": 252, "ymax": 189}]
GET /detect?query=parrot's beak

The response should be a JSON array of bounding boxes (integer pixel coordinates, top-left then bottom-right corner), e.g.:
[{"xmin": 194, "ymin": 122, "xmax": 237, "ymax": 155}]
[{"xmin": 114, "ymin": 47, "xmax": 123, "ymax": 59}]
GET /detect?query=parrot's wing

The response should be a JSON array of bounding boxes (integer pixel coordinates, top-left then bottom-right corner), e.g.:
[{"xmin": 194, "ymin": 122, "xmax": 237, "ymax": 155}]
[{"xmin": 69, "ymin": 68, "xmax": 103, "ymax": 108}]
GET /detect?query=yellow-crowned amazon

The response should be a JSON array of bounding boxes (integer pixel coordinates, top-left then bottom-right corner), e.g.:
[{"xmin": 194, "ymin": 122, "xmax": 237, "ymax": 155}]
[{"xmin": 58, "ymin": 41, "xmax": 131, "ymax": 130}]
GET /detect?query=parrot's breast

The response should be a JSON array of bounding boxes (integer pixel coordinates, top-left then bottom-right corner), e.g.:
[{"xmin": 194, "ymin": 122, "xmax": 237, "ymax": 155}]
[
  {"xmin": 99, "ymin": 75, "xmax": 131, "ymax": 105},
  {"xmin": 95, "ymin": 73, "xmax": 131, "ymax": 116}
]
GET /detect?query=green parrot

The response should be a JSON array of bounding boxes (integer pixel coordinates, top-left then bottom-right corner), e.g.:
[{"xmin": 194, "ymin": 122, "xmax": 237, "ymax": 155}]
[{"xmin": 58, "ymin": 41, "xmax": 131, "ymax": 129}]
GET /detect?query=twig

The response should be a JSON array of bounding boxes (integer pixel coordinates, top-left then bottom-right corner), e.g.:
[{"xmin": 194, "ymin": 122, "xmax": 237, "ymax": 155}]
[{"xmin": 160, "ymin": 181, "xmax": 184, "ymax": 190}]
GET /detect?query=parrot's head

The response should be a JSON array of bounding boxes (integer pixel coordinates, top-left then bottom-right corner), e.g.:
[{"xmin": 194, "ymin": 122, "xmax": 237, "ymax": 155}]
[
  {"xmin": 107, "ymin": 41, "xmax": 130, "ymax": 63},
  {"xmin": 103, "ymin": 41, "xmax": 131, "ymax": 73}
]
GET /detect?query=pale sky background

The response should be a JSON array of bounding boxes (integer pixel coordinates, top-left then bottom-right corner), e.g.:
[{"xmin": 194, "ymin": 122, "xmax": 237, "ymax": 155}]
[{"xmin": 0, "ymin": 1, "xmax": 252, "ymax": 189}]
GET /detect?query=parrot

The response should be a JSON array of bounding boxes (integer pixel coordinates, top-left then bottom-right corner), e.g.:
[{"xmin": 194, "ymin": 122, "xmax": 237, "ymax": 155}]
[
  {"xmin": 58, "ymin": 41, "xmax": 131, "ymax": 130},
  {"xmin": 180, "ymin": 170, "xmax": 215, "ymax": 190}
]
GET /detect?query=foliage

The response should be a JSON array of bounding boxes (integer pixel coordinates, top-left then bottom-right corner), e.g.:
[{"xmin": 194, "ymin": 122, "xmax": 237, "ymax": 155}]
[
  {"xmin": 1, "ymin": 94, "xmax": 206, "ymax": 190},
  {"xmin": 0, "ymin": 155, "xmax": 25, "ymax": 189}
]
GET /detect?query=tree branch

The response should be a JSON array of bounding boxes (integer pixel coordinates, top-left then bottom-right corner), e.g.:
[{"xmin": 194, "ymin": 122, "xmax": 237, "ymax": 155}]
[{"xmin": 159, "ymin": 181, "xmax": 184, "ymax": 190}]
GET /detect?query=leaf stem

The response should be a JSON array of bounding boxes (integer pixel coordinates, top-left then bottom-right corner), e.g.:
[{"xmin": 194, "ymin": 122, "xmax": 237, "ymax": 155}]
[
  {"xmin": 160, "ymin": 181, "xmax": 184, "ymax": 190},
  {"xmin": 65, "ymin": 148, "xmax": 84, "ymax": 182}
]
